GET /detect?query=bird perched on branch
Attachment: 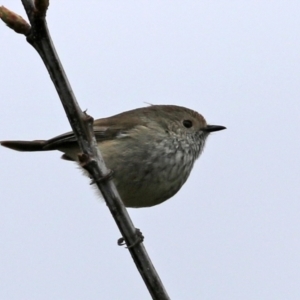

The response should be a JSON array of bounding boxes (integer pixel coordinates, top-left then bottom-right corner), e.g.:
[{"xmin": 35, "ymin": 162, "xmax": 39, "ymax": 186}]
[{"xmin": 1, "ymin": 105, "xmax": 226, "ymax": 208}]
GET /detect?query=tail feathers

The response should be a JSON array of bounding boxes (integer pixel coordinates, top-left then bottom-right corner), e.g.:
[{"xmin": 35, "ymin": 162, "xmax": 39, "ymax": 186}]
[{"xmin": 0, "ymin": 140, "xmax": 48, "ymax": 152}]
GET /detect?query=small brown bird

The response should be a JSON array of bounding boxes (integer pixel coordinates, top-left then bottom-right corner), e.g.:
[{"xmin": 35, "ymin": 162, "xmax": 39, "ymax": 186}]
[{"xmin": 1, "ymin": 105, "xmax": 225, "ymax": 208}]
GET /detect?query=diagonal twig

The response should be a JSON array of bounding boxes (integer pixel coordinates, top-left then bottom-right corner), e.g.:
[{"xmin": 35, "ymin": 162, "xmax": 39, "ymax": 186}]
[{"xmin": 1, "ymin": 1, "xmax": 170, "ymax": 299}]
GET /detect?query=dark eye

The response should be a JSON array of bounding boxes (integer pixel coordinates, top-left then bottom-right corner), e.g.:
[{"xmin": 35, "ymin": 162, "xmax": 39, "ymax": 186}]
[{"xmin": 183, "ymin": 120, "xmax": 193, "ymax": 128}]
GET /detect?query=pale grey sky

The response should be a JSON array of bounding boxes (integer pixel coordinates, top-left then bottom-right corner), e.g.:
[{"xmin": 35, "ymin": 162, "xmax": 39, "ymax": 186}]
[{"xmin": 1, "ymin": 1, "xmax": 300, "ymax": 299}]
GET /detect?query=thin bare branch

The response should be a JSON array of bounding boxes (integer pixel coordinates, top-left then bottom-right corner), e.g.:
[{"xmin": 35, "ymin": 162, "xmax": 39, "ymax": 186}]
[{"xmin": 2, "ymin": 1, "xmax": 170, "ymax": 299}]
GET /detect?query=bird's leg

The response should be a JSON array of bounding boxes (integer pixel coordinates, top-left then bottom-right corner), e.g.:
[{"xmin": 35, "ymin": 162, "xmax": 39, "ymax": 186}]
[{"xmin": 89, "ymin": 169, "xmax": 114, "ymax": 185}]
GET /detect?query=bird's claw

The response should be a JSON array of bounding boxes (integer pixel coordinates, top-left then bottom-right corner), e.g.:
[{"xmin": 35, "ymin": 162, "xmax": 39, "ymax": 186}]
[
  {"xmin": 117, "ymin": 228, "xmax": 144, "ymax": 249},
  {"xmin": 90, "ymin": 169, "xmax": 114, "ymax": 185}
]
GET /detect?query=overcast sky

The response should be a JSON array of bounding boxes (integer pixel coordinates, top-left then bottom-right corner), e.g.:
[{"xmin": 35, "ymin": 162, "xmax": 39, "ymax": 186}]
[{"xmin": 1, "ymin": 1, "xmax": 300, "ymax": 299}]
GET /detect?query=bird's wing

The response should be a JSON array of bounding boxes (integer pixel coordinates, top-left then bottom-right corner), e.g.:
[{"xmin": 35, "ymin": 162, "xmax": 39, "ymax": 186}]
[
  {"xmin": 44, "ymin": 112, "xmax": 145, "ymax": 150},
  {"xmin": 44, "ymin": 126, "xmax": 114, "ymax": 150}
]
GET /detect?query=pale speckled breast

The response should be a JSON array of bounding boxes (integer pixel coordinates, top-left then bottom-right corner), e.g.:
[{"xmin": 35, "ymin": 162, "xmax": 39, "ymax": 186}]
[{"xmin": 98, "ymin": 132, "xmax": 206, "ymax": 208}]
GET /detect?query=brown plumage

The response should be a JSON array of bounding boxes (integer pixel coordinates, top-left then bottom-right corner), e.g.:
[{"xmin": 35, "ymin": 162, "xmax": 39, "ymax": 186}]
[{"xmin": 1, "ymin": 105, "xmax": 226, "ymax": 207}]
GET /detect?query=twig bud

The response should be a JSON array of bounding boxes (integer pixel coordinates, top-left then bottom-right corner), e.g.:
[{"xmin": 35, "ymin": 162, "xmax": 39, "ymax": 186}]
[
  {"xmin": 0, "ymin": 6, "xmax": 30, "ymax": 35},
  {"xmin": 34, "ymin": 0, "xmax": 49, "ymax": 17}
]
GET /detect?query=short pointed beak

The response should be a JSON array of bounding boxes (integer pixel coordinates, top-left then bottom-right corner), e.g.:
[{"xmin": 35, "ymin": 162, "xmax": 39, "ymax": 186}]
[{"xmin": 202, "ymin": 125, "xmax": 226, "ymax": 132}]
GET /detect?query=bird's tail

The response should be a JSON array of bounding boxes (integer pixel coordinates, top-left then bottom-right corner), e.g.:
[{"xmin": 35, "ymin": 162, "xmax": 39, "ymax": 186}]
[{"xmin": 0, "ymin": 140, "xmax": 48, "ymax": 152}]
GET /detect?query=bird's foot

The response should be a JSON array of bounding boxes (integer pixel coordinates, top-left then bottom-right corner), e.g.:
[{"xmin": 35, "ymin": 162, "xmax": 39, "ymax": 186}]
[
  {"xmin": 89, "ymin": 169, "xmax": 114, "ymax": 185},
  {"xmin": 117, "ymin": 228, "xmax": 144, "ymax": 249}
]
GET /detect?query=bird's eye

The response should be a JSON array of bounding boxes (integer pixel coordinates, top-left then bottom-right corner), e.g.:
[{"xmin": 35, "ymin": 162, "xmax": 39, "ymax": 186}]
[{"xmin": 183, "ymin": 120, "xmax": 193, "ymax": 128}]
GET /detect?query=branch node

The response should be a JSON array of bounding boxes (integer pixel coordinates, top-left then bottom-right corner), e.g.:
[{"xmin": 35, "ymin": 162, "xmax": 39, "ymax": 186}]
[
  {"xmin": 83, "ymin": 110, "xmax": 94, "ymax": 124},
  {"xmin": 78, "ymin": 153, "xmax": 89, "ymax": 165},
  {"xmin": 34, "ymin": 0, "xmax": 49, "ymax": 17}
]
